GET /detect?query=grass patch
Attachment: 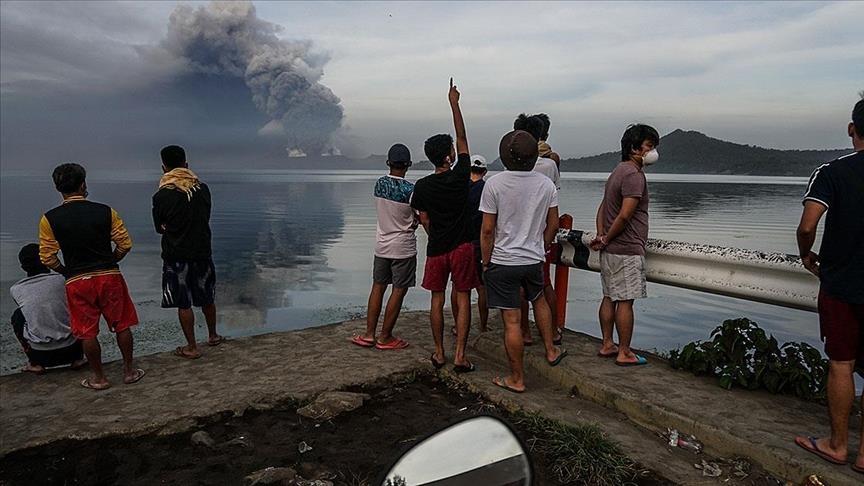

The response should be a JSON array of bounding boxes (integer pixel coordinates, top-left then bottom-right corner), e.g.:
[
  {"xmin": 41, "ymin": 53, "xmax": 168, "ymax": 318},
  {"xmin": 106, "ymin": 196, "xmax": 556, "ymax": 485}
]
[{"xmin": 512, "ymin": 410, "xmax": 637, "ymax": 486}]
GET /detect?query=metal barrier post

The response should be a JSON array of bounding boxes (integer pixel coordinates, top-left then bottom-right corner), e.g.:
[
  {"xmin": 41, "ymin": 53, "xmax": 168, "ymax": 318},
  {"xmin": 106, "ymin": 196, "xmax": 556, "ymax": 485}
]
[{"xmin": 554, "ymin": 214, "xmax": 573, "ymax": 328}]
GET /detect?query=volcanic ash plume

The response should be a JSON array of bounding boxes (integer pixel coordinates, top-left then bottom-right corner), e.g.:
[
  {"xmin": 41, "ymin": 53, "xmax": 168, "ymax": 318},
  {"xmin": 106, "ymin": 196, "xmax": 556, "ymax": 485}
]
[{"xmin": 162, "ymin": 1, "xmax": 343, "ymax": 156}]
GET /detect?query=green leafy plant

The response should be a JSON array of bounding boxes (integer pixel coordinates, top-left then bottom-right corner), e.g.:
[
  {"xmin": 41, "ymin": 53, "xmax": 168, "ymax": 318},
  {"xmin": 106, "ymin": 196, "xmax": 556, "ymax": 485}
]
[{"xmin": 667, "ymin": 318, "xmax": 827, "ymax": 400}]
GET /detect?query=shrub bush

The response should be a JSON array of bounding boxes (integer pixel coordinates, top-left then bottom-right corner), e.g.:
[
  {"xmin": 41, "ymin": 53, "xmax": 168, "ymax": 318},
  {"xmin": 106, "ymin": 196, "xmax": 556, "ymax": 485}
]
[{"xmin": 667, "ymin": 318, "xmax": 827, "ymax": 400}]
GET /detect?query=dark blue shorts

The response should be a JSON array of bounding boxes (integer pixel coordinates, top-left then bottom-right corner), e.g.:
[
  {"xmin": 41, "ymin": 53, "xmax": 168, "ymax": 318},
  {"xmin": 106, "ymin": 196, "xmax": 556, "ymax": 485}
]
[{"xmin": 161, "ymin": 259, "xmax": 216, "ymax": 309}]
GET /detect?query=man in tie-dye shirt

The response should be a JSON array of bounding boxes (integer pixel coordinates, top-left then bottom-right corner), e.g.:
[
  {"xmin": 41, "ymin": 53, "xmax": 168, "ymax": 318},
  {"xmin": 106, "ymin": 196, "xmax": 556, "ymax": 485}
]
[{"xmin": 351, "ymin": 143, "xmax": 418, "ymax": 350}]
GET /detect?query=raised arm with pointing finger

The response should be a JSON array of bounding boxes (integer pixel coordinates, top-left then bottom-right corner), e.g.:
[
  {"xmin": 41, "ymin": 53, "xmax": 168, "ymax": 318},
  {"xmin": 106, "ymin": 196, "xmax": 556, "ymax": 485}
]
[{"xmin": 449, "ymin": 78, "xmax": 469, "ymax": 160}]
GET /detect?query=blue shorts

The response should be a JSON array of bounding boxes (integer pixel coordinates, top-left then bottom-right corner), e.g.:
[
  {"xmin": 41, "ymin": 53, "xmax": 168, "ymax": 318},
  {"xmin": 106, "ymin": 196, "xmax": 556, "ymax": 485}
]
[{"xmin": 161, "ymin": 259, "xmax": 216, "ymax": 309}]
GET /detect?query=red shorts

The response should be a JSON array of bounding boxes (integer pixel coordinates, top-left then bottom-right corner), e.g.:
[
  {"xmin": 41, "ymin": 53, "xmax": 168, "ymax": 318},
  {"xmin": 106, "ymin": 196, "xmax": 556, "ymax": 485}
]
[
  {"xmin": 66, "ymin": 272, "xmax": 139, "ymax": 340},
  {"xmin": 422, "ymin": 242, "xmax": 481, "ymax": 292},
  {"xmin": 818, "ymin": 290, "xmax": 864, "ymax": 366}
]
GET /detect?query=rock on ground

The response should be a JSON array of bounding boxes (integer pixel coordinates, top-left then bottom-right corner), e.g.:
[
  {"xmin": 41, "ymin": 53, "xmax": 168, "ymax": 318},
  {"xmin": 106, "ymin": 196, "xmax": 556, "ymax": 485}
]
[
  {"xmin": 297, "ymin": 391, "xmax": 371, "ymax": 421},
  {"xmin": 244, "ymin": 466, "xmax": 297, "ymax": 485}
]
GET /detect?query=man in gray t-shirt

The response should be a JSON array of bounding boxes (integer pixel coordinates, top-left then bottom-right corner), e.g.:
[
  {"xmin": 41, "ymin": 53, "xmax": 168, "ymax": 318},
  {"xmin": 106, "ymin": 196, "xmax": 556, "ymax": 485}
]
[
  {"xmin": 10, "ymin": 244, "xmax": 84, "ymax": 373},
  {"xmin": 590, "ymin": 124, "xmax": 660, "ymax": 367}
]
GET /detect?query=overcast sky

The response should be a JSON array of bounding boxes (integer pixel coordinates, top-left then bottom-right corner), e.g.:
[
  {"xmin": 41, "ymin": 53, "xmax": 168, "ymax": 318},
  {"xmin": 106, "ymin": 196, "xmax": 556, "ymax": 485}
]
[{"xmin": 1, "ymin": 0, "xmax": 862, "ymax": 170}]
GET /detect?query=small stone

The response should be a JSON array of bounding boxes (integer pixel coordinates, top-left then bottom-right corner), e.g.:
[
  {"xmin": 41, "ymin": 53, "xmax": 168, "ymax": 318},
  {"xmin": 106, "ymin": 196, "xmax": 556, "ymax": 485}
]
[
  {"xmin": 190, "ymin": 431, "xmax": 216, "ymax": 448},
  {"xmin": 244, "ymin": 466, "xmax": 296, "ymax": 485},
  {"xmin": 221, "ymin": 435, "xmax": 253, "ymax": 448},
  {"xmin": 297, "ymin": 391, "xmax": 371, "ymax": 421},
  {"xmin": 298, "ymin": 441, "xmax": 312, "ymax": 454}
]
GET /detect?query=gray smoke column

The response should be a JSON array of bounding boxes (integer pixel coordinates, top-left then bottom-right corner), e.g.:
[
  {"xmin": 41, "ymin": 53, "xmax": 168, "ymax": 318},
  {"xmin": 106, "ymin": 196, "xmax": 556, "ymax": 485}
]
[{"xmin": 162, "ymin": 1, "xmax": 343, "ymax": 156}]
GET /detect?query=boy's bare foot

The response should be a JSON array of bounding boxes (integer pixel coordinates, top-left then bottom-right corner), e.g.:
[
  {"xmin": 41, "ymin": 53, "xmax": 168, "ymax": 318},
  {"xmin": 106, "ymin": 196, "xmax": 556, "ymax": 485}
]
[
  {"xmin": 174, "ymin": 346, "xmax": 201, "ymax": 359},
  {"xmin": 22, "ymin": 363, "xmax": 45, "ymax": 374},
  {"xmin": 598, "ymin": 343, "xmax": 619, "ymax": 358},
  {"xmin": 81, "ymin": 378, "xmax": 110, "ymax": 390},
  {"xmin": 207, "ymin": 335, "xmax": 225, "ymax": 346},
  {"xmin": 70, "ymin": 358, "xmax": 88, "ymax": 369},
  {"xmin": 124, "ymin": 368, "xmax": 146, "ymax": 385},
  {"xmin": 492, "ymin": 375, "xmax": 525, "ymax": 393}
]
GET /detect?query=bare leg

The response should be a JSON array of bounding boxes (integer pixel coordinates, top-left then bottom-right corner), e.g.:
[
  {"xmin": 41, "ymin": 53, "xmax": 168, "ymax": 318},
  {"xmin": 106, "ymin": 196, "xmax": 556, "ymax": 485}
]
[
  {"xmin": 477, "ymin": 286, "xmax": 489, "ymax": 332},
  {"xmin": 116, "ymin": 328, "xmax": 139, "ymax": 383},
  {"xmin": 614, "ymin": 300, "xmax": 638, "ymax": 363},
  {"xmin": 454, "ymin": 290, "xmax": 472, "ymax": 366},
  {"xmin": 82, "ymin": 337, "xmax": 109, "ymax": 387},
  {"xmin": 364, "ymin": 283, "xmax": 387, "ymax": 340},
  {"xmin": 177, "ymin": 308, "xmax": 200, "ymax": 357},
  {"xmin": 806, "ymin": 360, "xmax": 855, "ymax": 462},
  {"xmin": 430, "ymin": 291, "xmax": 446, "ymax": 363},
  {"xmin": 532, "ymin": 296, "xmax": 564, "ymax": 363},
  {"xmin": 544, "ymin": 284, "xmax": 558, "ymax": 332},
  {"xmin": 856, "ymin": 393, "xmax": 864, "ymax": 469},
  {"xmin": 202, "ymin": 303, "xmax": 221, "ymax": 343},
  {"xmin": 499, "ymin": 309, "xmax": 526, "ymax": 391},
  {"xmin": 520, "ymin": 294, "xmax": 532, "ymax": 344},
  {"xmin": 598, "ymin": 296, "xmax": 618, "ymax": 355},
  {"xmin": 379, "ymin": 286, "xmax": 409, "ymax": 343},
  {"xmin": 450, "ymin": 288, "xmax": 458, "ymax": 336}
]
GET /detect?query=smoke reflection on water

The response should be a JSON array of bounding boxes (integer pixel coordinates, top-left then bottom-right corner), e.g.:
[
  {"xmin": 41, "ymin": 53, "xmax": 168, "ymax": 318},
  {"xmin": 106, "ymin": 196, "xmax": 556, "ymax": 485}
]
[{"xmin": 0, "ymin": 170, "xmax": 821, "ymax": 374}]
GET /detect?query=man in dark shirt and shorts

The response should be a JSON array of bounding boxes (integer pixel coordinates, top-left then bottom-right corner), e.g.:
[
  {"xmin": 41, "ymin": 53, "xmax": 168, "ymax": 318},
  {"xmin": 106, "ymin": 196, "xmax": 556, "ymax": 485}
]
[
  {"xmin": 153, "ymin": 145, "xmax": 223, "ymax": 360},
  {"xmin": 40, "ymin": 163, "xmax": 143, "ymax": 390},
  {"xmin": 794, "ymin": 99, "xmax": 864, "ymax": 473},
  {"xmin": 411, "ymin": 79, "xmax": 481, "ymax": 372},
  {"xmin": 450, "ymin": 154, "xmax": 489, "ymax": 333}
]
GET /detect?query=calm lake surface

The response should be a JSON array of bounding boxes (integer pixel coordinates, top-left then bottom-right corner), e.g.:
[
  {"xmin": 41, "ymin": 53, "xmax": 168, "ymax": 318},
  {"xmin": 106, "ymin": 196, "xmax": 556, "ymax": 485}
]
[{"xmin": 0, "ymin": 169, "xmax": 823, "ymax": 374}]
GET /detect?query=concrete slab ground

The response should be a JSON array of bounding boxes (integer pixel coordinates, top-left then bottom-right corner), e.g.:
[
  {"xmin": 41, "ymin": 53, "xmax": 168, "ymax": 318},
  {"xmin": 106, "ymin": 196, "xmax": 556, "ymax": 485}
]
[{"xmin": 1, "ymin": 310, "xmax": 860, "ymax": 485}]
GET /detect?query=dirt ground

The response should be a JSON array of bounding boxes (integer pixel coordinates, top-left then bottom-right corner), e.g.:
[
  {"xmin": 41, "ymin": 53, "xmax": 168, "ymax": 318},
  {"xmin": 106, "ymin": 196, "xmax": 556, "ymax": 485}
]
[{"xmin": 0, "ymin": 374, "xmax": 668, "ymax": 486}]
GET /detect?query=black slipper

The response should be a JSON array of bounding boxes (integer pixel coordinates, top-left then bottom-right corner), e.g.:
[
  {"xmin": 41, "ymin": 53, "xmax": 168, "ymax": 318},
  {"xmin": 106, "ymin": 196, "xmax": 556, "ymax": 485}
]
[
  {"xmin": 453, "ymin": 362, "xmax": 476, "ymax": 373},
  {"xmin": 430, "ymin": 354, "xmax": 445, "ymax": 370},
  {"xmin": 548, "ymin": 349, "xmax": 568, "ymax": 367}
]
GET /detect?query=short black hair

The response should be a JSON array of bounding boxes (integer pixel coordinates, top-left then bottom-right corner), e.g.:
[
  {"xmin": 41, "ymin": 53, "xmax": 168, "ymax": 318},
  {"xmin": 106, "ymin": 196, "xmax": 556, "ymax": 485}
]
[
  {"xmin": 853, "ymin": 99, "xmax": 864, "ymax": 139},
  {"xmin": 18, "ymin": 243, "xmax": 48, "ymax": 275},
  {"xmin": 513, "ymin": 114, "xmax": 545, "ymax": 142},
  {"xmin": 620, "ymin": 124, "xmax": 660, "ymax": 162},
  {"xmin": 160, "ymin": 145, "xmax": 187, "ymax": 169},
  {"xmin": 52, "ymin": 163, "xmax": 86, "ymax": 194},
  {"xmin": 424, "ymin": 134, "xmax": 454, "ymax": 167},
  {"xmin": 534, "ymin": 113, "xmax": 551, "ymax": 141}
]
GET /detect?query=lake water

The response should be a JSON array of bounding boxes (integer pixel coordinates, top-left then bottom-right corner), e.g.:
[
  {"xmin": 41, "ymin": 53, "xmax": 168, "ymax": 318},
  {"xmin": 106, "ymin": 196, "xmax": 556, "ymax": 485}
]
[{"xmin": 0, "ymin": 169, "xmax": 823, "ymax": 375}]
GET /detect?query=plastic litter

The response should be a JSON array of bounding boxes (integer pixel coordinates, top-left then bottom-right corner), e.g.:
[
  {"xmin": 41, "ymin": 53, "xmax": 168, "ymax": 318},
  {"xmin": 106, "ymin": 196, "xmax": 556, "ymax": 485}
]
[
  {"xmin": 801, "ymin": 475, "xmax": 826, "ymax": 486},
  {"xmin": 665, "ymin": 428, "xmax": 703, "ymax": 453},
  {"xmin": 298, "ymin": 441, "xmax": 313, "ymax": 454},
  {"xmin": 694, "ymin": 460, "xmax": 722, "ymax": 477}
]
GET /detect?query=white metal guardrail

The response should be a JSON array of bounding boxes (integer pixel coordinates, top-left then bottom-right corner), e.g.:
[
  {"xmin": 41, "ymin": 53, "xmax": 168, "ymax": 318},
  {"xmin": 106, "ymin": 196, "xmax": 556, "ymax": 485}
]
[{"xmin": 556, "ymin": 228, "xmax": 819, "ymax": 312}]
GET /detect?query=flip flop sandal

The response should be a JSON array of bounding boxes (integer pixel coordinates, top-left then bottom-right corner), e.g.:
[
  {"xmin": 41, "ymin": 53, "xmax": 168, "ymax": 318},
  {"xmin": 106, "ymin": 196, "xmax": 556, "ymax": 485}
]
[
  {"xmin": 80, "ymin": 378, "xmax": 111, "ymax": 391},
  {"xmin": 852, "ymin": 464, "xmax": 864, "ymax": 474},
  {"xmin": 430, "ymin": 354, "xmax": 446, "ymax": 370},
  {"xmin": 597, "ymin": 350, "xmax": 619, "ymax": 358},
  {"xmin": 553, "ymin": 329, "xmax": 564, "ymax": 346},
  {"xmin": 616, "ymin": 355, "xmax": 648, "ymax": 367},
  {"xmin": 350, "ymin": 335, "xmax": 375, "ymax": 348},
  {"xmin": 376, "ymin": 337, "xmax": 409, "ymax": 350},
  {"xmin": 207, "ymin": 336, "xmax": 226, "ymax": 347},
  {"xmin": 492, "ymin": 376, "xmax": 525, "ymax": 394},
  {"xmin": 124, "ymin": 368, "xmax": 146, "ymax": 385},
  {"xmin": 453, "ymin": 362, "xmax": 476, "ymax": 373},
  {"xmin": 174, "ymin": 346, "xmax": 201, "ymax": 360},
  {"xmin": 548, "ymin": 349, "xmax": 568, "ymax": 367},
  {"xmin": 794, "ymin": 436, "xmax": 848, "ymax": 465}
]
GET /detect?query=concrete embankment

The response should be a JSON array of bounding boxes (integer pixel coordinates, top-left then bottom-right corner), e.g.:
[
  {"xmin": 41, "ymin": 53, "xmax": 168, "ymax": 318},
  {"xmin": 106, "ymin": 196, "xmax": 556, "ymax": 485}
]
[{"xmin": 0, "ymin": 311, "xmax": 859, "ymax": 485}]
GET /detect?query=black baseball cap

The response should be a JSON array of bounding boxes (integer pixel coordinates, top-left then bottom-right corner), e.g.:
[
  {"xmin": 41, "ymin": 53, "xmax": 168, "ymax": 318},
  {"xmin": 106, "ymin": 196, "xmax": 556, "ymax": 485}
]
[{"xmin": 387, "ymin": 143, "xmax": 412, "ymax": 166}]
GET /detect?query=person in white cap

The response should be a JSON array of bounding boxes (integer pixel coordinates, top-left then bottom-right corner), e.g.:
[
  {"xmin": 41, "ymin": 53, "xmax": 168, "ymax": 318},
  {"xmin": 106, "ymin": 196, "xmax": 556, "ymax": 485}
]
[{"xmin": 451, "ymin": 154, "xmax": 490, "ymax": 333}]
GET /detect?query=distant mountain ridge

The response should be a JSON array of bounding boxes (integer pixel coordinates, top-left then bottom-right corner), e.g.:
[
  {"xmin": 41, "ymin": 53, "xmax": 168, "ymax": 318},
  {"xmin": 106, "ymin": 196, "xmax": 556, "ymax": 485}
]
[
  {"xmin": 253, "ymin": 129, "xmax": 848, "ymax": 176},
  {"xmin": 560, "ymin": 129, "xmax": 849, "ymax": 176}
]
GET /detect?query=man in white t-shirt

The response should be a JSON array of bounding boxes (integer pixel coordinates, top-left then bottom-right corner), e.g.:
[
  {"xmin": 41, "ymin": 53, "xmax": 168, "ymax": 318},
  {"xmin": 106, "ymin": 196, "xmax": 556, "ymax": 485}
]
[
  {"xmin": 513, "ymin": 114, "xmax": 563, "ymax": 345},
  {"xmin": 352, "ymin": 144, "xmax": 417, "ymax": 350},
  {"xmin": 480, "ymin": 130, "xmax": 567, "ymax": 393}
]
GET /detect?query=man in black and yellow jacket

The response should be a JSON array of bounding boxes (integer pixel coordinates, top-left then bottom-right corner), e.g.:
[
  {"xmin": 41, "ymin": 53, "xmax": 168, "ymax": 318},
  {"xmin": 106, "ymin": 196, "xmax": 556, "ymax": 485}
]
[{"xmin": 39, "ymin": 163, "xmax": 145, "ymax": 390}]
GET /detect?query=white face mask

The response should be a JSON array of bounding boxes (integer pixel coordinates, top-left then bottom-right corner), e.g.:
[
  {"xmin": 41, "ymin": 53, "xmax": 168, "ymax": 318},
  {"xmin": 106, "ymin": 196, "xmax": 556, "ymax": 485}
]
[{"xmin": 641, "ymin": 149, "xmax": 659, "ymax": 166}]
